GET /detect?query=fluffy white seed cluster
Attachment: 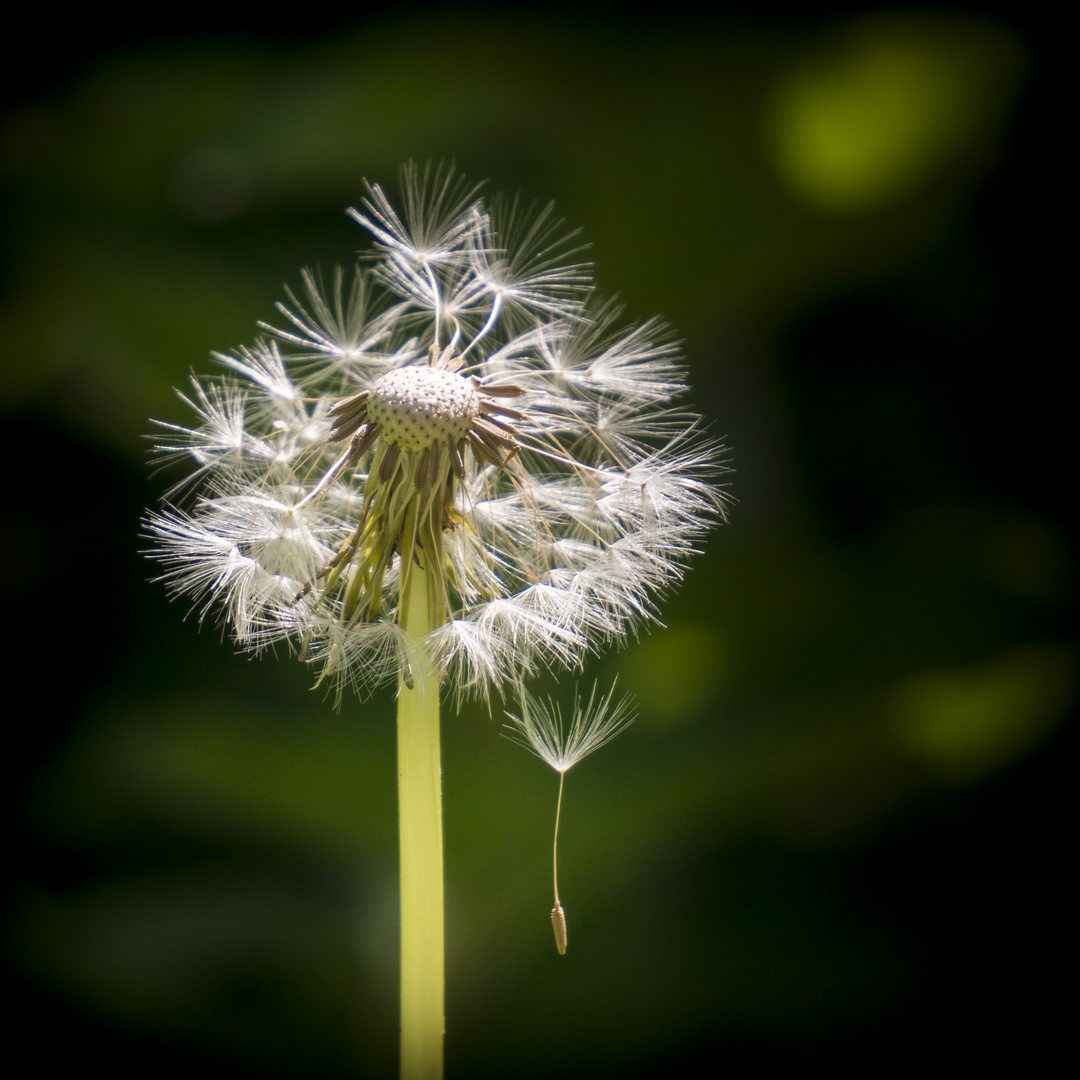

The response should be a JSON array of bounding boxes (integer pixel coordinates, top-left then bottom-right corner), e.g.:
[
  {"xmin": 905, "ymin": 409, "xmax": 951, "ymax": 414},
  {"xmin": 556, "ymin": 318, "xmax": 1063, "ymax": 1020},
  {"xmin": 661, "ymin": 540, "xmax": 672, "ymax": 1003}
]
[{"xmin": 146, "ymin": 163, "xmax": 727, "ymax": 702}]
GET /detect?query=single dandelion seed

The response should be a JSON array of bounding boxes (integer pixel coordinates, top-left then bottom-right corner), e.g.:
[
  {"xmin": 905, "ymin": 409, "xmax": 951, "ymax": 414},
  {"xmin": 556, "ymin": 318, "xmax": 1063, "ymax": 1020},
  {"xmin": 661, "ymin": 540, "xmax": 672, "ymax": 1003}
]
[{"xmin": 504, "ymin": 681, "xmax": 636, "ymax": 954}]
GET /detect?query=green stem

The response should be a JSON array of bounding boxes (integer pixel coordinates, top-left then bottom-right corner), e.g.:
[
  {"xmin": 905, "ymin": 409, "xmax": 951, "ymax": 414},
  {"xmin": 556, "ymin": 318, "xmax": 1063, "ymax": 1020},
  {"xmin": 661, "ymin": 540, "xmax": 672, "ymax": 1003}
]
[{"xmin": 397, "ymin": 560, "xmax": 444, "ymax": 1080}]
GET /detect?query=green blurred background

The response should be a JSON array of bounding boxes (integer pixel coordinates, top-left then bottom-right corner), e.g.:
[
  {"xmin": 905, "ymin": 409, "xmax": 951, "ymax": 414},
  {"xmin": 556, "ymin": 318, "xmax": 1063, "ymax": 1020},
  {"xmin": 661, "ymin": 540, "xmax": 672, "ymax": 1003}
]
[{"xmin": 2, "ymin": 6, "xmax": 1071, "ymax": 1076}]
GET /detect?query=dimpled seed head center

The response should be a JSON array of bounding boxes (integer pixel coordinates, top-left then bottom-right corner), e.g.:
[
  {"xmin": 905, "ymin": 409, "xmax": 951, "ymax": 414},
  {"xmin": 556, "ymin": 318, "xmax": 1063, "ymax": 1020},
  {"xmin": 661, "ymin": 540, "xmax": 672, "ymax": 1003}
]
[{"xmin": 367, "ymin": 366, "xmax": 481, "ymax": 453}]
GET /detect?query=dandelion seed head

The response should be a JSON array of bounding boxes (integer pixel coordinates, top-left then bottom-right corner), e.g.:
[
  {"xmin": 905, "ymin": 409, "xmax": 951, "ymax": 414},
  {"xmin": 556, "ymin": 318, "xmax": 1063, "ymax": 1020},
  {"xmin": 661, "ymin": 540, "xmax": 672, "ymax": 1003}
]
[{"xmin": 145, "ymin": 162, "xmax": 728, "ymax": 701}]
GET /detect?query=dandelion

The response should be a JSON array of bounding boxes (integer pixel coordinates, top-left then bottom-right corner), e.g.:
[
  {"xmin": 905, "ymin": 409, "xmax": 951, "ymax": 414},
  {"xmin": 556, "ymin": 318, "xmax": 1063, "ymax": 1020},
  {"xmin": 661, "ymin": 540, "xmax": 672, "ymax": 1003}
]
[
  {"xmin": 505, "ymin": 682, "xmax": 636, "ymax": 954},
  {"xmin": 145, "ymin": 161, "xmax": 726, "ymax": 1079}
]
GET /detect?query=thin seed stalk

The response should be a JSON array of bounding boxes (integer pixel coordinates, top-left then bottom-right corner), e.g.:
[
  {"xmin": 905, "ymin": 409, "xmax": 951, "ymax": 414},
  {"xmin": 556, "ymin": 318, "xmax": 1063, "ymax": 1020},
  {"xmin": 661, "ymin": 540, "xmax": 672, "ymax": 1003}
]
[{"xmin": 397, "ymin": 559, "xmax": 444, "ymax": 1080}]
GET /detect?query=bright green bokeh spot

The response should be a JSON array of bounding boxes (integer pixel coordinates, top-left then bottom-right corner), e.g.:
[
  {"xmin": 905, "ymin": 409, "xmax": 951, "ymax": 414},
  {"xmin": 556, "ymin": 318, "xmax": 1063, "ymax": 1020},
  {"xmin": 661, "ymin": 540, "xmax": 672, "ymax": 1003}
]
[
  {"xmin": 769, "ymin": 15, "xmax": 1023, "ymax": 212},
  {"xmin": 617, "ymin": 624, "xmax": 727, "ymax": 725},
  {"xmin": 889, "ymin": 643, "xmax": 1075, "ymax": 782}
]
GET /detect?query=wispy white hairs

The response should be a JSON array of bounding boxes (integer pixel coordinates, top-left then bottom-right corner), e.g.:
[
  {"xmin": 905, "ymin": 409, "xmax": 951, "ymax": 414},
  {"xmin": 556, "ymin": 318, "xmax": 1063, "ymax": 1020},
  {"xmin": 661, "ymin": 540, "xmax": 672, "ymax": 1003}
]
[{"xmin": 147, "ymin": 161, "xmax": 726, "ymax": 702}]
